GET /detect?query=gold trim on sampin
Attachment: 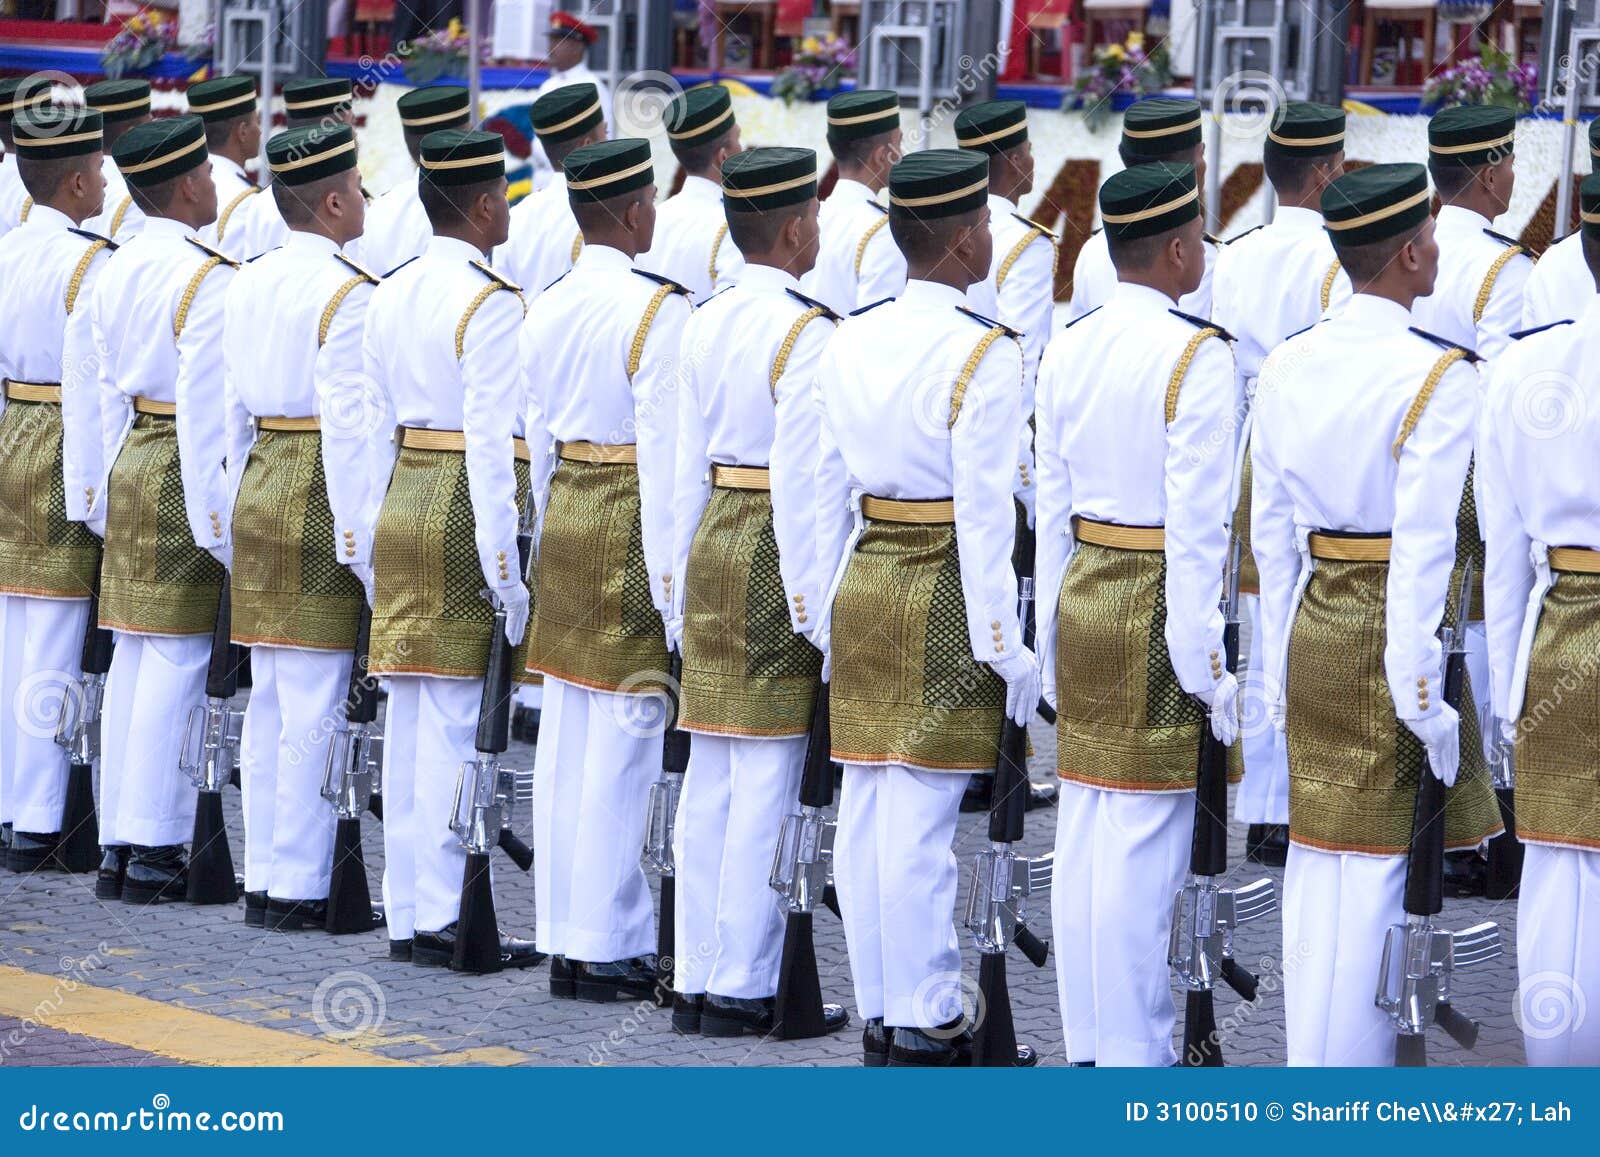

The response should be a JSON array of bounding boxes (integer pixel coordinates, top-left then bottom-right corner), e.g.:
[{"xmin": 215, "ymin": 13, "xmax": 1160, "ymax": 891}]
[
  {"xmin": 559, "ymin": 440, "xmax": 638, "ymax": 465},
  {"xmin": 132, "ymin": 397, "xmax": 177, "ymax": 416},
  {"xmin": 1308, "ymin": 533, "xmax": 1392, "ymax": 562},
  {"xmin": 4, "ymin": 380, "xmax": 62, "ymax": 403},
  {"xmin": 1549, "ymin": 547, "xmax": 1600, "ymax": 574},
  {"xmin": 1074, "ymin": 516, "xmax": 1165, "ymax": 552},
  {"xmin": 400, "ymin": 426, "xmax": 532, "ymax": 462},
  {"xmin": 861, "ymin": 496, "xmax": 956, "ymax": 524},
  {"xmin": 257, "ymin": 415, "xmax": 321, "ymax": 432},
  {"xmin": 711, "ymin": 464, "xmax": 770, "ymax": 490}
]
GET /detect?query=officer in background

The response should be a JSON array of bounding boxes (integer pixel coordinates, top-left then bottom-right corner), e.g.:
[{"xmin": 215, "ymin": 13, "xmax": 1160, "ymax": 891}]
[
  {"xmin": 638, "ymin": 85, "xmax": 743, "ymax": 303},
  {"xmin": 802, "ymin": 89, "xmax": 905, "ymax": 316},
  {"xmin": 1522, "ymin": 121, "xmax": 1600, "ymax": 331},
  {"xmin": 186, "ymin": 75, "xmax": 263, "ymax": 259},
  {"xmin": 362, "ymin": 86, "xmax": 471, "ymax": 276},
  {"xmin": 527, "ymin": 11, "xmax": 613, "ymax": 188},
  {"xmin": 82, "ymin": 80, "xmax": 153, "ymax": 242}
]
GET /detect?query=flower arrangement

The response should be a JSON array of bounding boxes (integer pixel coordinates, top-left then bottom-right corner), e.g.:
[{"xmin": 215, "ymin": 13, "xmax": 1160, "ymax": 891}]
[
  {"xmin": 1063, "ymin": 32, "xmax": 1173, "ymax": 130},
  {"xmin": 401, "ymin": 18, "xmax": 490, "ymax": 85},
  {"xmin": 770, "ymin": 34, "xmax": 857, "ymax": 105},
  {"xmin": 1422, "ymin": 41, "xmax": 1538, "ymax": 113},
  {"xmin": 100, "ymin": 10, "xmax": 178, "ymax": 79}
]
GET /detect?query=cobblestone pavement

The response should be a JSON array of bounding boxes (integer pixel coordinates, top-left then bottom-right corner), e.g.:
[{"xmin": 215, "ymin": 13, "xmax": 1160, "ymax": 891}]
[{"xmin": 0, "ymin": 709, "xmax": 1528, "ymax": 1068}]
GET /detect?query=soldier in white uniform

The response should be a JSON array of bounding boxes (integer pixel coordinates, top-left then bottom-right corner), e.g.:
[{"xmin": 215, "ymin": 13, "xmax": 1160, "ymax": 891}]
[
  {"xmin": 0, "ymin": 107, "xmax": 112, "ymax": 872},
  {"xmin": 186, "ymin": 76, "xmax": 263, "ymax": 259},
  {"xmin": 801, "ymin": 90, "xmax": 905, "ymax": 316},
  {"xmin": 812, "ymin": 149, "xmax": 1037, "ymax": 1066},
  {"xmin": 1067, "ymin": 98, "xmax": 1217, "ymax": 321},
  {"xmin": 0, "ymin": 78, "xmax": 52, "ymax": 239},
  {"xmin": 223, "ymin": 124, "xmax": 381, "ymax": 933},
  {"xmin": 355, "ymin": 129, "xmax": 541, "ymax": 970},
  {"xmin": 1522, "ymin": 123, "xmax": 1600, "ymax": 332},
  {"xmin": 232, "ymin": 79, "xmax": 361, "ymax": 261},
  {"xmin": 528, "ymin": 11, "xmax": 613, "ymax": 188},
  {"xmin": 84, "ymin": 116, "xmax": 234, "ymax": 904},
  {"xmin": 665, "ymin": 146, "xmax": 848, "ymax": 1039},
  {"xmin": 521, "ymin": 138, "xmax": 690, "ymax": 1003},
  {"xmin": 1480, "ymin": 174, "xmax": 1600, "ymax": 1066},
  {"xmin": 499, "ymin": 84, "xmax": 605, "ymax": 306},
  {"xmin": 1209, "ymin": 101, "xmax": 1350, "ymax": 866},
  {"xmin": 1035, "ymin": 162, "xmax": 1239, "ymax": 1067},
  {"xmin": 81, "ymin": 80, "xmax": 152, "ymax": 243},
  {"xmin": 361, "ymin": 86, "xmax": 470, "ymax": 277},
  {"xmin": 1251, "ymin": 164, "xmax": 1502, "ymax": 1065},
  {"xmin": 637, "ymin": 85, "xmax": 743, "ymax": 303}
]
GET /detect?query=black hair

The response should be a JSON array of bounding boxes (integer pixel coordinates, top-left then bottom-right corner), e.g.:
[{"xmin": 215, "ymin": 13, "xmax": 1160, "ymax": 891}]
[
  {"xmin": 419, "ymin": 174, "xmax": 501, "ymax": 230},
  {"xmin": 203, "ymin": 111, "xmax": 253, "ymax": 153},
  {"xmin": 831, "ymin": 127, "xmax": 895, "ymax": 168},
  {"xmin": 1264, "ymin": 150, "xmax": 1323, "ymax": 198},
  {"xmin": 1117, "ymin": 142, "xmax": 1200, "ymax": 171},
  {"xmin": 669, "ymin": 125, "xmax": 736, "ymax": 176},
  {"xmin": 272, "ymin": 169, "xmax": 353, "ymax": 227},
  {"xmin": 1427, "ymin": 158, "xmax": 1479, "ymax": 200},
  {"xmin": 17, "ymin": 152, "xmax": 97, "ymax": 203},
  {"xmin": 569, "ymin": 184, "xmax": 652, "ymax": 235},
  {"xmin": 726, "ymin": 200, "xmax": 807, "ymax": 256},
  {"xmin": 888, "ymin": 205, "xmax": 981, "ymax": 267},
  {"xmin": 1331, "ymin": 228, "xmax": 1415, "ymax": 284}
]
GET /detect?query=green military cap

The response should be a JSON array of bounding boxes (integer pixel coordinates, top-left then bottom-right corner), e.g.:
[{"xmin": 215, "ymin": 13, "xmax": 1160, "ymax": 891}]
[
  {"xmin": 826, "ymin": 89, "xmax": 899, "ymax": 146},
  {"xmin": 1428, "ymin": 104, "xmax": 1515, "ymax": 167},
  {"xmin": 1099, "ymin": 162, "xmax": 1199, "ymax": 241},
  {"xmin": 954, "ymin": 99, "xmax": 1028, "ymax": 156},
  {"xmin": 267, "ymin": 124, "xmax": 357, "ymax": 186},
  {"xmin": 113, "ymin": 114, "xmax": 207, "ymax": 188},
  {"xmin": 418, "ymin": 128, "xmax": 505, "ymax": 187},
  {"xmin": 187, "ymin": 75, "xmax": 256, "ymax": 123},
  {"xmin": 0, "ymin": 77, "xmax": 52, "ymax": 122},
  {"xmin": 1581, "ymin": 172, "xmax": 1600, "ymax": 240},
  {"xmin": 1321, "ymin": 162, "xmax": 1430, "ymax": 247},
  {"xmin": 564, "ymin": 137, "xmax": 652, "ymax": 204},
  {"xmin": 13, "ymin": 107, "xmax": 103, "ymax": 160},
  {"xmin": 1266, "ymin": 101, "xmax": 1345, "ymax": 158},
  {"xmin": 398, "ymin": 85, "xmax": 471, "ymax": 132},
  {"xmin": 722, "ymin": 146, "xmax": 816, "ymax": 213},
  {"xmin": 888, "ymin": 148, "xmax": 988, "ymax": 221},
  {"xmin": 283, "ymin": 77, "xmax": 353, "ymax": 121},
  {"xmin": 84, "ymin": 79, "xmax": 151, "ymax": 123},
  {"xmin": 666, "ymin": 85, "xmax": 734, "ymax": 147},
  {"xmin": 1120, "ymin": 96, "xmax": 1203, "ymax": 159},
  {"xmin": 530, "ymin": 82, "xmax": 603, "ymax": 144}
]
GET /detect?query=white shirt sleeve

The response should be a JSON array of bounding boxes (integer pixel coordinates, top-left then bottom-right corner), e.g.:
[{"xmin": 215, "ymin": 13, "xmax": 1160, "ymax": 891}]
[
  {"xmin": 221, "ymin": 286, "xmax": 256, "ymax": 518},
  {"xmin": 173, "ymin": 261, "xmax": 236, "ymax": 550},
  {"xmin": 1519, "ymin": 257, "xmax": 1555, "ymax": 332},
  {"xmin": 632, "ymin": 293, "xmax": 693, "ymax": 618},
  {"xmin": 856, "ymin": 219, "xmax": 907, "ymax": 309},
  {"xmin": 1474, "ymin": 251, "xmax": 1533, "ymax": 362},
  {"xmin": 768, "ymin": 313, "xmax": 834, "ymax": 635},
  {"xmin": 1032, "ymin": 341, "xmax": 1073, "ymax": 707},
  {"xmin": 1478, "ymin": 360, "xmax": 1534, "ymax": 723},
  {"xmin": 317, "ymin": 278, "xmax": 380, "ymax": 568},
  {"xmin": 61, "ymin": 246, "xmax": 112, "ymax": 523},
  {"xmin": 811, "ymin": 343, "xmax": 854, "ymax": 648},
  {"xmin": 518, "ymin": 317, "xmax": 556, "ymax": 544},
  {"xmin": 996, "ymin": 233, "xmax": 1056, "ymax": 397},
  {"xmin": 669, "ymin": 322, "xmax": 711, "ymax": 626},
  {"xmin": 1249, "ymin": 357, "xmax": 1302, "ymax": 714},
  {"xmin": 460, "ymin": 288, "xmax": 528, "ymax": 594}
]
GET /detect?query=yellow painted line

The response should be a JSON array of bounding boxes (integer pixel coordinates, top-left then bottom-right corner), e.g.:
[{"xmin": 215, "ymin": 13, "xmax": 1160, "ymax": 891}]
[{"xmin": 0, "ymin": 965, "xmax": 411, "ymax": 1068}]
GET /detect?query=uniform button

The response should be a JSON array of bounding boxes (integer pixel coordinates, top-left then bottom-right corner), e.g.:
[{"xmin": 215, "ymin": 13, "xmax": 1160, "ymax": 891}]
[
  {"xmin": 497, "ymin": 550, "xmax": 506, "ymax": 560},
  {"xmin": 797, "ymin": 613, "xmax": 808, "ymax": 624},
  {"xmin": 347, "ymin": 549, "xmax": 357, "ymax": 558},
  {"xmin": 793, "ymin": 594, "xmax": 804, "ymax": 604},
  {"xmin": 1417, "ymin": 677, "xmax": 1427, "ymax": 687},
  {"xmin": 996, "ymin": 642, "xmax": 1005, "ymax": 653},
  {"xmin": 992, "ymin": 631, "xmax": 1003, "ymax": 642},
  {"xmin": 991, "ymin": 620, "xmax": 1001, "ymax": 629},
  {"xmin": 1210, "ymin": 650, "xmax": 1219, "ymax": 659}
]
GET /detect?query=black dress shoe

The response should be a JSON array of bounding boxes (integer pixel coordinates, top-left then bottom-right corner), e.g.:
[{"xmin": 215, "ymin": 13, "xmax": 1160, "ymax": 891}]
[
  {"xmin": 95, "ymin": 846, "xmax": 129, "ymax": 900},
  {"xmin": 1067, "ymin": 1060, "xmax": 1096, "ymax": 1067},
  {"xmin": 389, "ymin": 938, "xmax": 413, "ymax": 963},
  {"xmin": 700, "ymin": 993, "xmax": 849, "ymax": 1038},
  {"xmin": 886, "ymin": 1025, "xmax": 967, "ymax": 1067},
  {"xmin": 671, "ymin": 992, "xmax": 704, "ymax": 1034},
  {"xmin": 574, "ymin": 957, "xmax": 662, "ymax": 1003},
  {"xmin": 266, "ymin": 897, "xmax": 327, "ymax": 931},
  {"xmin": 412, "ymin": 923, "xmax": 546, "ymax": 972},
  {"xmin": 863, "ymin": 1017, "xmax": 893, "ymax": 1067},
  {"xmin": 1245, "ymin": 823, "xmax": 1289, "ymax": 867},
  {"xmin": 6, "ymin": 831, "xmax": 59, "ymax": 873},
  {"xmin": 549, "ymin": 955, "xmax": 576, "ymax": 999},
  {"xmin": 243, "ymin": 891, "xmax": 267, "ymax": 927},
  {"xmin": 1443, "ymin": 850, "xmax": 1487, "ymax": 898},
  {"xmin": 121, "ymin": 845, "xmax": 187, "ymax": 904}
]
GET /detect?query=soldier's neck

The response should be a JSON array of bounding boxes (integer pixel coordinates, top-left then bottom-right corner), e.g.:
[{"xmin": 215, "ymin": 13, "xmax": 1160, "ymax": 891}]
[
  {"xmin": 1353, "ymin": 280, "xmax": 1419, "ymax": 311},
  {"xmin": 837, "ymin": 163, "xmax": 885, "ymax": 195},
  {"xmin": 44, "ymin": 194, "xmax": 92, "ymax": 227},
  {"xmin": 1440, "ymin": 191, "xmax": 1498, "ymax": 222},
  {"xmin": 433, "ymin": 225, "xmax": 493, "ymax": 258},
  {"xmin": 906, "ymin": 262, "xmax": 970, "ymax": 292},
  {"xmin": 1274, "ymin": 182, "xmax": 1322, "ymax": 211}
]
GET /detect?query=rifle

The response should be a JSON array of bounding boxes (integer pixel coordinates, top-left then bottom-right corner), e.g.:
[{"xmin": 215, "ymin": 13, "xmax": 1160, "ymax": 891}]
[
  {"xmin": 1377, "ymin": 559, "xmax": 1503, "ymax": 1065},
  {"xmin": 320, "ymin": 605, "xmax": 383, "ymax": 933},
  {"xmin": 448, "ymin": 512, "xmax": 537, "ymax": 974},
  {"xmin": 770, "ymin": 680, "xmax": 844, "ymax": 1039},
  {"xmin": 964, "ymin": 576, "xmax": 1053, "ymax": 1067},
  {"xmin": 642, "ymin": 649, "xmax": 690, "ymax": 1006},
  {"xmin": 180, "ymin": 581, "xmax": 243, "ymax": 904},
  {"xmin": 52, "ymin": 570, "xmax": 114, "ymax": 873},
  {"xmin": 1484, "ymin": 733, "xmax": 1522, "ymax": 900},
  {"xmin": 1169, "ymin": 537, "xmax": 1276, "ymax": 1066}
]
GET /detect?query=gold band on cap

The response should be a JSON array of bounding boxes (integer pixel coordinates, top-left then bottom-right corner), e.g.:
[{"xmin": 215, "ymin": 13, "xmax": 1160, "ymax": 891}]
[
  {"xmin": 668, "ymin": 103, "xmax": 734, "ymax": 141},
  {"xmin": 1582, "ymin": 209, "xmax": 1600, "ymax": 225},
  {"xmin": 90, "ymin": 96, "xmax": 151, "ymax": 115},
  {"xmin": 1121, "ymin": 116, "xmax": 1203, "ymax": 140},
  {"xmin": 956, "ymin": 120, "xmax": 1026, "ymax": 148},
  {"xmin": 1429, "ymin": 130, "xmax": 1515, "ymax": 156},
  {"xmin": 723, "ymin": 171, "xmax": 817, "ymax": 200},
  {"xmin": 0, "ymin": 96, "xmax": 48, "ymax": 114},
  {"xmin": 118, "ymin": 133, "xmax": 205, "ymax": 175},
  {"xmin": 284, "ymin": 93, "xmax": 352, "ymax": 111},
  {"xmin": 420, "ymin": 149, "xmax": 506, "ymax": 172},
  {"xmin": 565, "ymin": 156, "xmax": 653, "ymax": 192},
  {"xmin": 888, "ymin": 175, "xmax": 989, "ymax": 210},
  {"xmin": 1266, "ymin": 129, "xmax": 1345, "ymax": 148},
  {"xmin": 270, "ymin": 138, "xmax": 357, "ymax": 173},
  {"xmin": 534, "ymin": 99, "xmax": 602, "ymax": 137},
  {"xmin": 14, "ymin": 130, "xmax": 103, "ymax": 148},
  {"xmin": 401, "ymin": 106, "xmax": 471, "ymax": 128},
  {"xmin": 189, "ymin": 92, "xmax": 256, "ymax": 116},
  {"xmin": 1100, "ymin": 185, "xmax": 1200, "ymax": 225},
  {"xmin": 827, "ymin": 108, "xmax": 899, "ymax": 127},
  {"xmin": 1324, "ymin": 186, "xmax": 1431, "ymax": 231}
]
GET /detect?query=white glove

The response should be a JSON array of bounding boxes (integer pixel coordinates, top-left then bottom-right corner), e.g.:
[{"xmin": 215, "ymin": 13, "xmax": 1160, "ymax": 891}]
[
  {"xmin": 349, "ymin": 562, "xmax": 376, "ymax": 608},
  {"xmin": 499, "ymin": 582, "xmax": 530, "ymax": 646},
  {"xmin": 207, "ymin": 542, "xmax": 233, "ymax": 571},
  {"xmin": 1195, "ymin": 671, "xmax": 1240, "ymax": 746},
  {"xmin": 1269, "ymin": 700, "xmax": 1287, "ymax": 735},
  {"xmin": 991, "ymin": 648, "xmax": 1041, "ymax": 727},
  {"xmin": 1403, "ymin": 703, "xmax": 1460, "ymax": 787},
  {"xmin": 817, "ymin": 631, "xmax": 832, "ymax": 683},
  {"xmin": 1016, "ymin": 480, "xmax": 1036, "ymax": 529},
  {"xmin": 664, "ymin": 614, "xmax": 684, "ymax": 654},
  {"xmin": 1498, "ymin": 717, "xmax": 1517, "ymax": 747}
]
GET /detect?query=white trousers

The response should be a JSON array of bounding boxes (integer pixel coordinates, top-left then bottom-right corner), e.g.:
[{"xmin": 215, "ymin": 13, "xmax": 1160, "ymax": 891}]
[
  {"xmin": 1518, "ymin": 843, "xmax": 1600, "ymax": 1066},
  {"xmin": 1282, "ymin": 842, "xmax": 1405, "ymax": 1066},
  {"xmin": 1052, "ymin": 780, "xmax": 1193, "ymax": 1066},
  {"xmin": 834, "ymin": 763, "xmax": 968, "ymax": 1028},
  {"xmin": 238, "ymin": 646, "xmax": 345, "ymax": 900},
  {"xmin": 1235, "ymin": 593, "xmax": 1288, "ymax": 825},
  {"xmin": 0, "ymin": 594, "xmax": 88, "ymax": 832},
  {"xmin": 99, "ymin": 631, "xmax": 208, "ymax": 847},
  {"xmin": 671, "ymin": 733, "xmax": 805, "ymax": 998},
  {"xmin": 531, "ymin": 676, "xmax": 660, "ymax": 962}
]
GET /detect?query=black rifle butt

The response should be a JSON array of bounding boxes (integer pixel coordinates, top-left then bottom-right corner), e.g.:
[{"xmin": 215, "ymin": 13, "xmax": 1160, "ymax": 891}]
[
  {"xmin": 55, "ymin": 762, "xmax": 100, "ymax": 873},
  {"xmin": 451, "ymin": 851, "xmax": 503, "ymax": 973},
  {"xmin": 186, "ymin": 791, "xmax": 238, "ymax": 905},
  {"xmin": 345, "ymin": 607, "xmax": 380, "ymax": 726},
  {"xmin": 969, "ymin": 952, "xmax": 1020, "ymax": 1066},
  {"xmin": 989, "ymin": 717, "xmax": 1029, "ymax": 845},
  {"xmin": 324, "ymin": 817, "xmax": 375, "ymax": 934},
  {"xmin": 1182, "ymin": 990, "xmax": 1223, "ymax": 1067},
  {"xmin": 773, "ymin": 911, "xmax": 829, "ymax": 1039},
  {"xmin": 1394, "ymin": 1032, "xmax": 1428, "ymax": 1068},
  {"xmin": 1484, "ymin": 788, "xmax": 1522, "ymax": 900},
  {"xmin": 797, "ymin": 682, "xmax": 836, "ymax": 810},
  {"xmin": 655, "ymin": 875, "xmax": 676, "ymax": 1007},
  {"xmin": 822, "ymin": 883, "xmax": 841, "ymax": 919},
  {"xmin": 205, "ymin": 581, "xmax": 239, "ymax": 701}
]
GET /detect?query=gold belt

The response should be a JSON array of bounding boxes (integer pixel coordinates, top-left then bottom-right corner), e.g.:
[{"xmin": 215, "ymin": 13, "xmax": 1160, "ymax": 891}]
[
  {"xmin": 257, "ymin": 415, "xmax": 321, "ymax": 432},
  {"xmin": 860, "ymin": 495, "xmax": 955, "ymax": 524},
  {"xmin": 559, "ymin": 440, "xmax": 638, "ymax": 465},
  {"xmin": 1074, "ymin": 516, "xmax": 1165, "ymax": 551},
  {"xmin": 132, "ymin": 396, "xmax": 177, "ymax": 417},
  {"xmin": 400, "ymin": 426, "xmax": 531, "ymax": 463},
  {"xmin": 1550, "ymin": 546, "xmax": 1600, "ymax": 574},
  {"xmin": 1307, "ymin": 532, "xmax": 1392, "ymax": 562},
  {"xmin": 4, "ymin": 380, "xmax": 61, "ymax": 403},
  {"xmin": 711, "ymin": 464, "xmax": 770, "ymax": 491}
]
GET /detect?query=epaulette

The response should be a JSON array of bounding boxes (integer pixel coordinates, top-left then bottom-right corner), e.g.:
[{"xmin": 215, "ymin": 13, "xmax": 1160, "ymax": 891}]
[
  {"xmin": 1225, "ymin": 224, "xmax": 1265, "ymax": 245},
  {"xmin": 633, "ymin": 268, "xmax": 690, "ymax": 296},
  {"xmin": 67, "ymin": 227, "xmax": 117, "ymax": 251},
  {"xmin": 384, "ymin": 256, "xmax": 419, "ymax": 279},
  {"xmin": 1283, "ymin": 318, "xmax": 1325, "ymax": 342},
  {"xmin": 849, "ymin": 297, "xmax": 892, "ymax": 317},
  {"xmin": 1510, "ymin": 319, "xmax": 1574, "ymax": 341},
  {"xmin": 956, "ymin": 305, "xmax": 1021, "ymax": 338},
  {"xmin": 1203, "ymin": 232, "xmax": 1222, "ymax": 247},
  {"xmin": 1011, "ymin": 212, "xmax": 1059, "ymax": 241},
  {"xmin": 542, "ymin": 270, "xmax": 569, "ymax": 294},
  {"xmin": 1089, "ymin": 226, "xmax": 1103, "ymax": 237},
  {"xmin": 1169, "ymin": 309, "xmax": 1235, "ymax": 342},
  {"xmin": 185, "ymin": 235, "xmax": 240, "ymax": 267},
  {"xmin": 1483, "ymin": 228, "xmax": 1526, "ymax": 251},
  {"xmin": 336, "ymin": 252, "xmax": 380, "ymax": 283},
  {"xmin": 1062, "ymin": 305, "xmax": 1101, "ymax": 330},
  {"xmin": 1408, "ymin": 326, "xmax": 1481, "ymax": 363},
  {"xmin": 245, "ymin": 247, "xmax": 280, "ymax": 263},
  {"xmin": 866, "ymin": 201, "xmax": 887, "ymax": 215},
  {"xmin": 470, "ymin": 259, "xmax": 520, "ymax": 293},
  {"xmin": 786, "ymin": 286, "xmax": 839, "ymax": 321}
]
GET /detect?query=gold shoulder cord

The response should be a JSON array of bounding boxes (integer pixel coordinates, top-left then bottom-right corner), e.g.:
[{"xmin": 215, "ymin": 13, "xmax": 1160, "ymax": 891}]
[
  {"xmin": 709, "ymin": 221, "xmax": 729, "ymax": 285},
  {"xmin": 19, "ymin": 196, "xmax": 31, "ymax": 222},
  {"xmin": 1320, "ymin": 259, "xmax": 1342, "ymax": 312},
  {"xmin": 173, "ymin": 256, "xmax": 227, "ymax": 338},
  {"xmin": 1392, "ymin": 347, "xmax": 1469, "ymax": 460},
  {"xmin": 1165, "ymin": 328, "xmax": 1223, "ymax": 426},
  {"xmin": 854, "ymin": 216, "xmax": 889, "ymax": 278},
  {"xmin": 627, "ymin": 284, "xmax": 677, "ymax": 380},
  {"xmin": 570, "ymin": 230, "xmax": 584, "ymax": 264},
  {"xmin": 768, "ymin": 307, "xmax": 829, "ymax": 399},
  {"xmin": 318, "ymin": 275, "xmax": 372, "ymax": 346},
  {"xmin": 454, "ymin": 282, "xmax": 523, "ymax": 360},
  {"xmin": 216, "ymin": 186, "xmax": 260, "ymax": 243},
  {"xmin": 1472, "ymin": 246, "xmax": 1525, "ymax": 325},
  {"xmin": 995, "ymin": 226, "xmax": 1049, "ymax": 292},
  {"xmin": 64, "ymin": 240, "xmax": 110, "ymax": 315},
  {"xmin": 108, "ymin": 194, "xmax": 132, "ymax": 237},
  {"xmin": 948, "ymin": 326, "xmax": 1009, "ymax": 429}
]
